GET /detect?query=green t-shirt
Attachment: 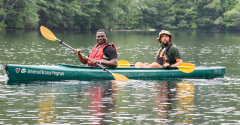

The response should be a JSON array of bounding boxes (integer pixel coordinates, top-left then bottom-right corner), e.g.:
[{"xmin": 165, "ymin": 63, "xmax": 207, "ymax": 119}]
[{"xmin": 166, "ymin": 45, "xmax": 181, "ymax": 61}]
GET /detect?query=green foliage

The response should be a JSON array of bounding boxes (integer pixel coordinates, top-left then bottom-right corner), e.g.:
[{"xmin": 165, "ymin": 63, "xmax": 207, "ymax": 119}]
[
  {"xmin": 24, "ymin": 0, "xmax": 39, "ymax": 29},
  {"xmin": 190, "ymin": 22, "xmax": 198, "ymax": 29},
  {"xmin": 124, "ymin": 0, "xmax": 142, "ymax": 29},
  {"xmin": 38, "ymin": 0, "xmax": 65, "ymax": 29},
  {"xmin": 0, "ymin": 0, "xmax": 39, "ymax": 29},
  {"xmin": 178, "ymin": 20, "xmax": 189, "ymax": 29},
  {"xmin": 0, "ymin": 21, "xmax": 7, "ymax": 29},
  {"xmin": 223, "ymin": 0, "xmax": 238, "ymax": 11},
  {"xmin": 197, "ymin": 17, "xmax": 214, "ymax": 29},
  {"xmin": 0, "ymin": 0, "xmax": 240, "ymax": 31},
  {"xmin": 211, "ymin": 0, "xmax": 222, "ymax": 11},
  {"xmin": 214, "ymin": 16, "xmax": 224, "ymax": 25},
  {"xmin": 223, "ymin": 0, "xmax": 240, "ymax": 30}
]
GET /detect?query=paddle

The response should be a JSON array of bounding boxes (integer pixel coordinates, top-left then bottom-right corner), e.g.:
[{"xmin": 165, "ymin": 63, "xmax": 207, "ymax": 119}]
[
  {"xmin": 118, "ymin": 60, "xmax": 134, "ymax": 67},
  {"xmin": 117, "ymin": 60, "xmax": 195, "ymax": 73},
  {"xmin": 40, "ymin": 26, "xmax": 129, "ymax": 81}
]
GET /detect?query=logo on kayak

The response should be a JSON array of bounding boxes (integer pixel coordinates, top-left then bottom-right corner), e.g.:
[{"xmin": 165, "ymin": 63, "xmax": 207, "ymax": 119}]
[
  {"xmin": 21, "ymin": 68, "xmax": 26, "ymax": 73},
  {"xmin": 16, "ymin": 68, "xmax": 20, "ymax": 73}
]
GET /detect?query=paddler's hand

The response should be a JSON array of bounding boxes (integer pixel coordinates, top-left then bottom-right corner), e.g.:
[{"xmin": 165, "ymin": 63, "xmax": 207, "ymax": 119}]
[
  {"xmin": 91, "ymin": 59, "xmax": 100, "ymax": 64},
  {"xmin": 75, "ymin": 49, "xmax": 81, "ymax": 55},
  {"xmin": 163, "ymin": 63, "xmax": 170, "ymax": 68}
]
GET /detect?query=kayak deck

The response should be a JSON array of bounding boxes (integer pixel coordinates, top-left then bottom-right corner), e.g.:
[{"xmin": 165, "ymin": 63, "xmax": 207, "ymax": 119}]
[{"xmin": 5, "ymin": 63, "xmax": 226, "ymax": 80}]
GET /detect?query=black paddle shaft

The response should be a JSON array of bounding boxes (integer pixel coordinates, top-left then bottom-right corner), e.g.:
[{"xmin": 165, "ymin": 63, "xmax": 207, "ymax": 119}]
[{"xmin": 57, "ymin": 39, "xmax": 112, "ymax": 74}]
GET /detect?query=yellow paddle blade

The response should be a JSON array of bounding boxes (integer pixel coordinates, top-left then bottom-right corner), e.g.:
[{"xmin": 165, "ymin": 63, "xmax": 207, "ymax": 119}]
[
  {"xmin": 40, "ymin": 26, "xmax": 57, "ymax": 41},
  {"xmin": 118, "ymin": 60, "xmax": 130, "ymax": 67},
  {"xmin": 112, "ymin": 73, "xmax": 130, "ymax": 81},
  {"xmin": 177, "ymin": 63, "xmax": 195, "ymax": 73}
]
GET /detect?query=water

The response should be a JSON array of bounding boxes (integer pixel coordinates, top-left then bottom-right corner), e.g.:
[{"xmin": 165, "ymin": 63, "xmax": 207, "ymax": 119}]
[{"xmin": 0, "ymin": 30, "xmax": 240, "ymax": 124}]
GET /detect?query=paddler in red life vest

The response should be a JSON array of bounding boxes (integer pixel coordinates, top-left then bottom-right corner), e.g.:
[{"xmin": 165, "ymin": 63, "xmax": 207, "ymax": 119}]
[
  {"xmin": 135, "ymin": 30, "xmax": 183, "ymax": 68},
  {"xmin": 74, "ymin": 29, "xmax": 118, "ymax": 67}
]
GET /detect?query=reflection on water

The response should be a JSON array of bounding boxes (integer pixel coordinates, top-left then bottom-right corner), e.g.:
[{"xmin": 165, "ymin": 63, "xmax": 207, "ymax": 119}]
[
  {"xmin": 0, "ymin": 64, "xmax": 8, "ymax": 82},
  {"xmin": 153, "ymin": 81, "xmax": 194, "ymax": 124},
  {"xmin": 175, "ymin": 81, "xmax": 194, "ymax": 124},
  {"xmin": 1, "ymin": 79, "xmax": 240, "ymax": 124},
  {"xmin": 155, "ymin": 82, "xmax": 169, "ymax": 120},
  {"xmin": 37, "ymin": 91, "xmax": 56, "ymax": 123}
]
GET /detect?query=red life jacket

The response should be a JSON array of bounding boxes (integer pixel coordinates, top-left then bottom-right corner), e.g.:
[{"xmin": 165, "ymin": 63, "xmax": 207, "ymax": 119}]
[{"xmin": 87, "ymin": 42, "xmax": 117, "ymax": 66}]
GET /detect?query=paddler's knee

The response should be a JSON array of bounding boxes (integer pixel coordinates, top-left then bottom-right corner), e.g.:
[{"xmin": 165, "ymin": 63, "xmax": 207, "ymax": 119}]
[
  {"xmin": 135, "ymin": 62, "xmax": 143, "ymax": 68},
  {"xmin": 149, "ymin": 62, "xmax": 162, "ymax": 68}
]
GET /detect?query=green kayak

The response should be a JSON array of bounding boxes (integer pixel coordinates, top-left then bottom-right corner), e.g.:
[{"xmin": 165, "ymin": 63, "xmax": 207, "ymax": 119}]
[{"xmin": 5, "ymin": 63, "xmax": 226, "ymax": 80}]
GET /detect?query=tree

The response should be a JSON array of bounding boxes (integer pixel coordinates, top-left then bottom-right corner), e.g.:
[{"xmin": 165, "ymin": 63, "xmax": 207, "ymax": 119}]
[
  {"xmin": 223, "ymin": 0, "xmax": 240, "ymax": 30},
  {"xmin": 38, "ymin": 0, "xmax": 64, "ymax": 29},
  {"xmin": 223, "ymin": 0, "xmax": 238, "ymax": 11},
  {"xmin": 123, "ymin": 0, "xmax": 142, "ymax": 29},
  {"xmin": 73, "ymin": 0, "xmax": 100, "ymax": 29},
  {"xmin": 213, "ymin": 16, "xmax": 224, "ymax": 31},
  {"xmin": 0, "ymin": 0, "xmax": 39, "ymax": 29}
]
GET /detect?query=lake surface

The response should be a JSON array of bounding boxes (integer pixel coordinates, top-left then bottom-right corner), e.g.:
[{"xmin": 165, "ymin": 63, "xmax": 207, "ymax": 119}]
[{"xmin": 0, "ymin": 29, "xmax": 240, "ymax": 124}]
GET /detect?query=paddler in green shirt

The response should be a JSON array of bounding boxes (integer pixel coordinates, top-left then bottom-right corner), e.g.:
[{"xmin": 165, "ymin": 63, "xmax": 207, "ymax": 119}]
[{"xmin": 135, "ymin": 30, "xmax": 183, "ymax": 68}]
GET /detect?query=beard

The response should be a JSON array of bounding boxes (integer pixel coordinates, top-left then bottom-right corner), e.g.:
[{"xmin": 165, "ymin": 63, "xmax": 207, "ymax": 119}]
[
  {"xmin": 163, "ymin": 43, "xmax": 168, "ymax": 47},
  {"xmin": 162, "ymin": 41, "xmax": 170, "ymax": 47}
]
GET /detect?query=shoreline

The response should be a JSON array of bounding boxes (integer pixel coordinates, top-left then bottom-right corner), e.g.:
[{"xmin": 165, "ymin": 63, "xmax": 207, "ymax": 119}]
[{"xmin": 1, "ymin": 28, "xmax": 239, "ymax": 33}]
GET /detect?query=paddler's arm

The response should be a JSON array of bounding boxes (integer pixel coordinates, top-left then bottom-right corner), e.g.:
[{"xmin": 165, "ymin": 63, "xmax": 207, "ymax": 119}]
[
  {"xmin": 171, "ymin": 58, "xmax": 183, "ymax": 66},
  {"xmin": 75, "ymin": 49, "xmax": 88, "ymax": 64},
  {"xmin": 94, "ymin": 58, "xmax": 118, "ymax": 68},
  {"xmin": 167, "ymin": 47, "xmax": 182, "ymax": 67}
]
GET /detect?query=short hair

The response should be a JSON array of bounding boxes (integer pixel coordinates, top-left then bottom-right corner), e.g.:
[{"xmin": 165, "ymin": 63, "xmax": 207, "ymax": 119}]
[{"xmin": 97, "ymin": 29, "xmax": 108, "ymax": 37}]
